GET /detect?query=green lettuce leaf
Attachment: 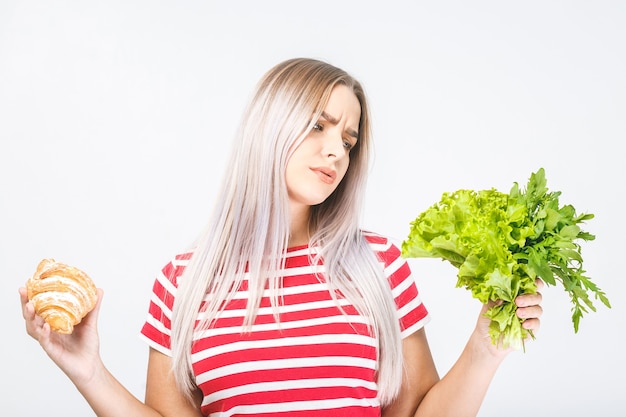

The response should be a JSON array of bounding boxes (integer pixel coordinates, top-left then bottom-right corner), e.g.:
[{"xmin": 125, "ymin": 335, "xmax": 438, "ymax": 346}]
[{"xmin": 401, "ymin": 168, "xmax": 610, "ymax": 350}]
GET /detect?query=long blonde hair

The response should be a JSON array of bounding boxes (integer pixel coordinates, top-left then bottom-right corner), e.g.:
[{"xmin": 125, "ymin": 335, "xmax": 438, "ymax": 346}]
[{"xmin": 170, "ymin": 58, "xmax": 403, "ymax": 405}]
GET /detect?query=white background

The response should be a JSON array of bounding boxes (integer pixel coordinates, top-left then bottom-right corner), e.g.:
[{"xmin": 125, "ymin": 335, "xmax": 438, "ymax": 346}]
[{"xmin": 1, "ymin": 1, "xmax": 624, "ymax": 416}]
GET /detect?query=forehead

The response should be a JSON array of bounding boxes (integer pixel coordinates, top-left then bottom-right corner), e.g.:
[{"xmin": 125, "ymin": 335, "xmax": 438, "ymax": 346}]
[{"xmin": 323, "ymin": 84, "xmax": 361, "ymax": 122}]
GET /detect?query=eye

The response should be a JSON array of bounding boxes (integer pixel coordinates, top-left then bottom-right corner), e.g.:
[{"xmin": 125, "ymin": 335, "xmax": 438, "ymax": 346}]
[
  {"xmin": 343, "ymin": 139, "xmax": 355, "ymax": 151},
  {"xmin": 312, "ymin": 122, "xmax": 323, "ymax": 132}
]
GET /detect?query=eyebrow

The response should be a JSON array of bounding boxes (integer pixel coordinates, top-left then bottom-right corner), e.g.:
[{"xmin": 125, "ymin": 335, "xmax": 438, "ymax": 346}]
[{"xmin": 321, "ymin": 111, "xmax": 359, "ymax": 140}]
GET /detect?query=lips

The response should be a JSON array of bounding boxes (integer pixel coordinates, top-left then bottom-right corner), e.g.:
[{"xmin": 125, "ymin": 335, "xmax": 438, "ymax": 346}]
[{"xmin": 310, "ymin": 167, "xmax": 337, "ymax": 184}]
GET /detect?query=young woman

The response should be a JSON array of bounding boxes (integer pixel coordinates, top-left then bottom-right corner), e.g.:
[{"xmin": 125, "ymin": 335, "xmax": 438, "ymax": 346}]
[{"xmin": 20, "ymin": 58, "xmax": 543, "ymax": 417}]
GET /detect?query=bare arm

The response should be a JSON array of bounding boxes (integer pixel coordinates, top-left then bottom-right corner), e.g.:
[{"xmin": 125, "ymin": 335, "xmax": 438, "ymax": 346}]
[
  {"xmin": 411, "ymin": 312, "xmax": 507, "ymax": 417},
  {"xmin": 383, "ymin": 284, "xmax": 543, "ymax": 417},
  {"xmin": 19, "ymin": 287, "xmax": 201, "ymax": 417},
  {"xmin": 145, "ymin": 348, "xmax": 203, "ymax": 417},
  {"xmin": 380, "ymin": 329, "xmax": 440, "ymax": 417}
]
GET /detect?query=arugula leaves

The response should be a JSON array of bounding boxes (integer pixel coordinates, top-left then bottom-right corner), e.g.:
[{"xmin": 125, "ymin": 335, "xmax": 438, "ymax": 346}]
[{"xmin": 401, "ymin": 168, "xmax": 611, "ymax": 350}]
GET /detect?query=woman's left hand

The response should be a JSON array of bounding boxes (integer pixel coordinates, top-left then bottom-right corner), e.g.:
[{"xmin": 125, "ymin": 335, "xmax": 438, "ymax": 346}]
[
  {"xmin": 514, "ymin": 278, "xmax": 544, "ymax": 335},
  {"xmin": 475, "ymin": 278, "xmax": 544, "ymax": 357}
]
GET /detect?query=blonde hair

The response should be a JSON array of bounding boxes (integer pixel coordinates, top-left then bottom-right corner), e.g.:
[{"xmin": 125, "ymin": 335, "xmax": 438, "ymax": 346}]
[{"xmin": 170, "ymin": 58, "xmax": 403, "ymax": 405}]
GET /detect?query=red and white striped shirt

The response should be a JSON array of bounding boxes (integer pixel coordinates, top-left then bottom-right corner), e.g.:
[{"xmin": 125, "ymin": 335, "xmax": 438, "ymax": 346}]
[{"xmin": 140, "ymin": 232, "xmax": 430, "ymax": 416}]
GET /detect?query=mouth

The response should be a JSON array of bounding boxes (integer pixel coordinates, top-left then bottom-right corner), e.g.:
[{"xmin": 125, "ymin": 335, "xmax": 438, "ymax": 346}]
[{"xmin": 311, "ymin": 167, "xmax": 337, "ymax": 184}]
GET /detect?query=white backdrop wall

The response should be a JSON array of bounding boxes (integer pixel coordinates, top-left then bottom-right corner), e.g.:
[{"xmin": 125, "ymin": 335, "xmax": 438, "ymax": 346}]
[{"xmin": 1, "ymin": 1, "xmax": 624, "ymax": 416}]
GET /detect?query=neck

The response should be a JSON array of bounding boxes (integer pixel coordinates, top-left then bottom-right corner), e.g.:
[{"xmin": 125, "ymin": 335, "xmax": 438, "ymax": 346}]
[{"xmin": 289, "ymin": 203, "xmax": 311, "ymax": 247}]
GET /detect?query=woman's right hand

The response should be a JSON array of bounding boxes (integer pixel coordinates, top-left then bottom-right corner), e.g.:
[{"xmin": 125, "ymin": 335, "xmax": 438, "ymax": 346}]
[{"xmin": 19, "ymin": 286, "xmax": 105, "ymax": 385}]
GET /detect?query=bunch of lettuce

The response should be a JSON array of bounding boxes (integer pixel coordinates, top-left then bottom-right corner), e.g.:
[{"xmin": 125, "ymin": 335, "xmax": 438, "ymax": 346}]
[{"xmin": 401, "ymin": 168, "xmax": 610, "ymax": 350}]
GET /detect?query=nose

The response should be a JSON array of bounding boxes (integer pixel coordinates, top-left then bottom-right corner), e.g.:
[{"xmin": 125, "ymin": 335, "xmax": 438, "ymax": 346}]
[{"xmin": 322, "ymin": 128, "xmax": 346, "ymax": 159}]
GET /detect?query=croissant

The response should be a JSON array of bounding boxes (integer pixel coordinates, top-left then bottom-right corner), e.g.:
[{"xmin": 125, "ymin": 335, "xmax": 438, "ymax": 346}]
[{"xmin": 27, "ymin": 258, "xmax": 97, "ymax": 334}]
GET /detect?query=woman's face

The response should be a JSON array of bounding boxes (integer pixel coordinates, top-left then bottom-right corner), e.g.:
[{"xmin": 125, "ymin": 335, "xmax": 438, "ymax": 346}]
[{"xmin": 285, "ymin": 84, "xmax": 361, "ymax": 211}]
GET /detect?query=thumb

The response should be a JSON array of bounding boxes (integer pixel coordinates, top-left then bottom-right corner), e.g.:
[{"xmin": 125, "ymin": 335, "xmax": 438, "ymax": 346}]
[{"xmin": 81, "ymin": 288, "xmax": 104, "ymax": 327}]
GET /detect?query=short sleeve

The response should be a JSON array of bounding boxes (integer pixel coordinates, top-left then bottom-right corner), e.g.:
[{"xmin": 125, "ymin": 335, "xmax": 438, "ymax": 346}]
[
  {"xmin": 365, "ymin": 232, "xmax": 431, "ymax": 338},
  {"xmin": 139, "ymin": 252, "xmax": 192, "ymax": 356}
]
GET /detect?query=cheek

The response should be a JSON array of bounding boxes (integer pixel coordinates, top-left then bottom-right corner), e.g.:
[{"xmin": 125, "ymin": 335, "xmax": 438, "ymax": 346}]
[
  {"xmin": 284, "ymin": 154, "xmax": 303, "ymax": 190},
  {"xmin": 284, "ymin": 161, "xmax": 296, "ymax": 191},
  {"xmin": 337, "ymin": 158, "xmax": 350, "ymax": 181}
]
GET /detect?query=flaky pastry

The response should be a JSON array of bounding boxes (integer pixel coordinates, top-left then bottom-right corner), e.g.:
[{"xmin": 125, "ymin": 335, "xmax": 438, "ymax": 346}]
[{"xmin": 27, "ymin": 258, "xmax": 97, "ymax": 334}]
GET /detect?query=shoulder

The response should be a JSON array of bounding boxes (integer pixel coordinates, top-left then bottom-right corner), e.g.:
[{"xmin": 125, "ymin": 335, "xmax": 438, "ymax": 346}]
[
  {"xmin": 157, "ymin": 250, "xmax": 194, "ymax": 288},
  {"xmin": 360, "ymin": 230, "xmax": 403, "ymax": 266},
  {"xmin": 361, "ymin": 229, "xmax": 395, "ymax": 248}
]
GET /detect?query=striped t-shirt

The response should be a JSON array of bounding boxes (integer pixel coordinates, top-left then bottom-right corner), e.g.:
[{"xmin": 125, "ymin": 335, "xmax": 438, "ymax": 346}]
[{"xmin": 140, "ymin": 232, "xmax": 430, "ymax": 416}]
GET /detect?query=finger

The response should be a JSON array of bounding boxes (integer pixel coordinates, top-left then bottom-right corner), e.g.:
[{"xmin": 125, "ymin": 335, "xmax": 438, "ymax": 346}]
[
  {"xmin": 37, "ymin": 322, "xmax": 57, "ymax": 353},
  {"xmin": 521, "ymin": 317, "xmax": 540, "ymax": 332},
  {"xmin": 82, "ymin": 288, "xmax": 104, "ymax": 326},
  {"xmin": 514, "ymin": 278, "xmax": 545, "ymax": 308},
  {"xmin": 20, "ymin": 287, "xmax": 50, "ymax": 340},
  {"xmin": 515, "ymin": 290, "xmax": 543, "ymax": 308},
  {"xmin": 23, "ymin": 300, "xmax": 35, "ymax": 320},
  {"xmin": 535, "ymin": 278, "xmax": 545, "ymax": 290},
  {"xmin": 18, "ymin": 287, "xmax": 35, "ymax": 318},
  {"xmin": 23, "ymin": 303, "xmax": 46, "ymax": 337},
  {"xmin": 517, "ymin": 304, "xmax": 543, "ymax": 320},
  {"xmin": 18, "ymin": 286, "xmax": 28, "ymax": 304},
  {"xmin": 19, "ymin": 287, "xmax": 42, "ymax": 327},
  {"xmin": 94, "ymin": 288, "xmax": 104, "ymax": 312},
  {"xmin": 19, "ymin": 287, "xmax": 31, "ymax": 318}
]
